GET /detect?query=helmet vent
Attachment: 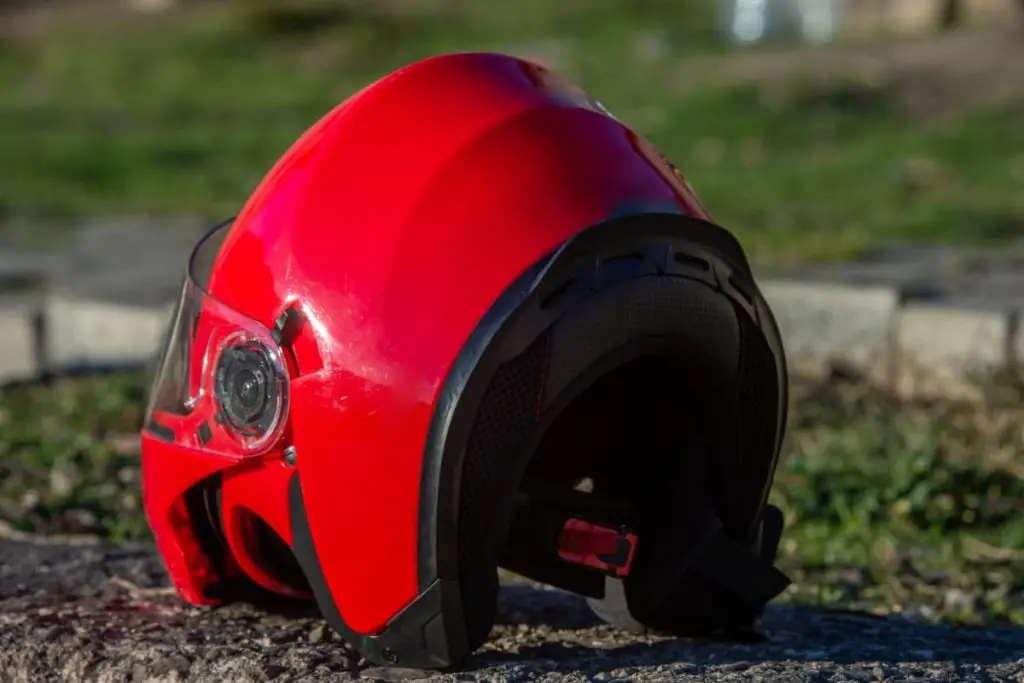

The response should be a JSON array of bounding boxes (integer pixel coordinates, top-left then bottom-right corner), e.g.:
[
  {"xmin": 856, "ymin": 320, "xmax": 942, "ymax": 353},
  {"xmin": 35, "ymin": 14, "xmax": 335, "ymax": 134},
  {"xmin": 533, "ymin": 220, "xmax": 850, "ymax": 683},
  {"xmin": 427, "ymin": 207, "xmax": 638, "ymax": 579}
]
[
  {"xmin": 602, "ymin": 253, "xmax": 644, "ymax": 266},
  {"xmin": 673, "ymin": 252, "xmax": 711, "ymax": 272},
  {"xmin": 238, "ymin": 509, "xmax": 311, "ymax": 596},
  {"xmin": 539, "ymin": 279, "xmax": 578, "ymax": 310}
]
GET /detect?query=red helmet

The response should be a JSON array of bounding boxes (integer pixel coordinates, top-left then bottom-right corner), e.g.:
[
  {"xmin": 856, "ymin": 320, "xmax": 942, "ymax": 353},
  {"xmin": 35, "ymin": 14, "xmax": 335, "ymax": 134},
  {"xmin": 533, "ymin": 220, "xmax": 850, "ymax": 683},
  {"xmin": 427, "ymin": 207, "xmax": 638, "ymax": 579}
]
[{"xmin": 141, "ymin": 52, "xmax": 791, "ymax": 669}]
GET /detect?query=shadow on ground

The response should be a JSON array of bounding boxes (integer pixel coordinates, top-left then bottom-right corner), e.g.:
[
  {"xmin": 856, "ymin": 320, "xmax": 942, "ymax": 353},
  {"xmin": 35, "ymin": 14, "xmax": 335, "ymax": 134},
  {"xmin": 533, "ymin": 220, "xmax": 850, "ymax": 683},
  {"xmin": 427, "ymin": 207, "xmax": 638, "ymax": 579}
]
[{"xmin": 485, "ymin": 584, "xmax": 1023, "ymax": 662}]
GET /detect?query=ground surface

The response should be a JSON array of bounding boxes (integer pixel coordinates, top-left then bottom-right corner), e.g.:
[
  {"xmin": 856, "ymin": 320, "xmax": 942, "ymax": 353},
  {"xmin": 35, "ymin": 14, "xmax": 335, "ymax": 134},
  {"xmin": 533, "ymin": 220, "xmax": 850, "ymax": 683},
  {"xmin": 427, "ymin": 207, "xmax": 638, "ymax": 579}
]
[{"xmin": 2, "ymin": 534, "xmax": 1023, "ymax": 683}]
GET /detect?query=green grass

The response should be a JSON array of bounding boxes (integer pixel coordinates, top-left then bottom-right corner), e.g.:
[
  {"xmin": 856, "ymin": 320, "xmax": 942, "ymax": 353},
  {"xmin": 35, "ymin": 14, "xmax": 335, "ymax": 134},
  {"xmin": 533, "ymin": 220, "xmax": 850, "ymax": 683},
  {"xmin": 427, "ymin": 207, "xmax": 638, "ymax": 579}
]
[
  {"xmin": 1, "ymin": 1, "xmax": 1022, "ymax": 262},
  {"xmin": 0, "ymin": 374, "xmax": 150, "ymax": 541},
  {"xmin": 2, "ymin": 372, "xmax": 1023, "ymax": 625},
  {"xmin": 773, "ymin": 379, "xmax": 1024, "ymax": 625}
]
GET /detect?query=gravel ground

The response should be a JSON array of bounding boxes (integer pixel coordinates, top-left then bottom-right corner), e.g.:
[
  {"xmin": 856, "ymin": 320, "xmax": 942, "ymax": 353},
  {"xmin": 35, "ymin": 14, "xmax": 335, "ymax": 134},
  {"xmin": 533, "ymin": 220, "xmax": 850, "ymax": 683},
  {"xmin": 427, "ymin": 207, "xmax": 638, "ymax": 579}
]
[{"xmin": 1, "ymin": 536, "xmax": 1023, "ymax": 683}]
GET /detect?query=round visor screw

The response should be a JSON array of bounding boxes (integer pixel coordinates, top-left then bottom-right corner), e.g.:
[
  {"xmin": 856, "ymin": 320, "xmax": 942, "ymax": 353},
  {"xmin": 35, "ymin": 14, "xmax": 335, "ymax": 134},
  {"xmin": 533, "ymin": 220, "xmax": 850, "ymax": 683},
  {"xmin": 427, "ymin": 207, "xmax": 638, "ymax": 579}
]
[{"xmin": 283, "ymin": 446, "xmax": 298, "ymax": 468}]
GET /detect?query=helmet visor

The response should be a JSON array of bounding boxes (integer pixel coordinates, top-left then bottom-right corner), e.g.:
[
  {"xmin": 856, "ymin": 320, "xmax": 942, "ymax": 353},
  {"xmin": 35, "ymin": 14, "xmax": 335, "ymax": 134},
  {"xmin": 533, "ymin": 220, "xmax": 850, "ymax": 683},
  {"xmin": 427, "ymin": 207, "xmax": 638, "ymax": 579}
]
[{"xmin": 143, "ymin": 219, "xmax": 290, "ymax": 459}]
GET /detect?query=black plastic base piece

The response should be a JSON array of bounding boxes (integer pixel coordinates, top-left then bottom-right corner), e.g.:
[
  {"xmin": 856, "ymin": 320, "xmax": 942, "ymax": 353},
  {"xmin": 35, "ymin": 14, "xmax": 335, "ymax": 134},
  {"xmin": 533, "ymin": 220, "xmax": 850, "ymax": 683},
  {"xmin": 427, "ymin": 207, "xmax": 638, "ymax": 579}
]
[{"xmin": 287, "ymin": 473, "xmax": 470, "ymax": 670}]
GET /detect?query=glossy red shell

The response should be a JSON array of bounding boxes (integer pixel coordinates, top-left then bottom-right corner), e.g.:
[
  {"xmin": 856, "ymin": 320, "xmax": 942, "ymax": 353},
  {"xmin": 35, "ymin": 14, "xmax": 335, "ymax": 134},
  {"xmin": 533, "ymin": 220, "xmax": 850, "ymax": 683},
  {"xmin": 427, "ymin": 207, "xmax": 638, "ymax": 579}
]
[{"xmin": 142, "ymin": 52, "xmax": 712, "ymax": 634}]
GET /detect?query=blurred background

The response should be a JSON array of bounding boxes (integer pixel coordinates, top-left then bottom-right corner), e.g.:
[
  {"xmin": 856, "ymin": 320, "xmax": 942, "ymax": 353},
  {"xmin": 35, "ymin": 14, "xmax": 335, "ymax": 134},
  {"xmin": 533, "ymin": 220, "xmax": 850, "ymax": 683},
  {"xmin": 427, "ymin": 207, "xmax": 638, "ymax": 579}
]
[
  {"xmin": 1, "ymin": 0, "xmax": 1023, "ymax": 628},
  {"xmin": 1, "ymin": 0, "xmax": 1022, "ymax": 260}
]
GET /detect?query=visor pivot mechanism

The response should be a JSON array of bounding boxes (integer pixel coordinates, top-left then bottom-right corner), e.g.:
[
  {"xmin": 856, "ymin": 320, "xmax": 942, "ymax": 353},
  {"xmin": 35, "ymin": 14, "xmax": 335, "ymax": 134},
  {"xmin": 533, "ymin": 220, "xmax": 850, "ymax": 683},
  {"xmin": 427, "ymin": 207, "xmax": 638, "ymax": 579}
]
[
  {"xmin": 271, "ymin": 306, "xmax": 302, "ymax": 347},
  {"xmin": 214, "ymin": 342, "xmax": 281, "ymax": 438},
  {"xmin": 557, "ymin": 518, "xmax": 638, "ymax": 578}
]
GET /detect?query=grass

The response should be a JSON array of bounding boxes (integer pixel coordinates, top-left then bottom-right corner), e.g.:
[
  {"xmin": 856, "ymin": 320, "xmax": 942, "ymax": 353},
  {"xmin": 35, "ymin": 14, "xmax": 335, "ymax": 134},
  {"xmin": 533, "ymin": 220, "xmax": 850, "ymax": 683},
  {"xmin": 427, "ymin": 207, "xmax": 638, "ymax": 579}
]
[
  {"xmin": 773, "ymin": 379, "xmax": 1024, "ymax": 626},
  {"xmin": 0, "ymin": 374, "xmax": 150, "ymax": 541},
  {"xmin": 1, "ymin": 372, "xmax": 1023, "ymax": 626},
  {"xmin": 0, "ymin": 1, "xmax": 1022, "ymax": 262}
]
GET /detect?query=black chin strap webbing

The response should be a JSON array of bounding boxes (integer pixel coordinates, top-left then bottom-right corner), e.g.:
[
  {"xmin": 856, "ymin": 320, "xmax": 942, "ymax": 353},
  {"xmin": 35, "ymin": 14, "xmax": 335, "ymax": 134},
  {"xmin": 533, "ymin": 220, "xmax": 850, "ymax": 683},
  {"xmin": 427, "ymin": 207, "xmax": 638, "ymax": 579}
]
[
  {"xmin": 625, "ymin": 480, "xmax": 790, "ymax": 614},
  {"xmin": 499, "ymin": 479, "xmax": 790, "ymax": 616},
  {"xmin": 671, "ymin": 503, "xmax": 790, "ymax": 608}
]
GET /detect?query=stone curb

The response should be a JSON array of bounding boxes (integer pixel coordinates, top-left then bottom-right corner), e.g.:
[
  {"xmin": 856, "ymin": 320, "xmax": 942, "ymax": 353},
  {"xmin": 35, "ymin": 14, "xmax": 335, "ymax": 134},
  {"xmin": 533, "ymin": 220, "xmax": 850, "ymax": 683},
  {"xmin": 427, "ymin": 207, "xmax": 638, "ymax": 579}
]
[
  {"xmin": 762, "ymin": 277, "xmax": 1023, "ymax": 398},
  {"xmin": 0, "ymin": 298, "xmax": 39, "ymax": 385},
  {"xmin": 39, "ymin": 294, "xmax": 176, "ymax": 374},
  {"xmin": 758, "ymin": 280, "xmax": 899, "ymax": 384},
  {"xmin": 0, "ymin": 273, "xmax": 1021, "ymax": 399}
]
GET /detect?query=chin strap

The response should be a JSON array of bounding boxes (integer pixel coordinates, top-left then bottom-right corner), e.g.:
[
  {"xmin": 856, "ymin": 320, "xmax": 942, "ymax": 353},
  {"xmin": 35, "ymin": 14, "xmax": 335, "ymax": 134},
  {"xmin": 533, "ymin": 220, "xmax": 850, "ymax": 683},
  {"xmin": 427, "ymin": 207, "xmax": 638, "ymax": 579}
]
[
  {"xmin": 682, "ymin": 503, "xmax": 789, "ymax": 609},
  {"xmin": 593, "ymin": 501, "xmax": 789, "ymax": 639},
  {"xmin": 623, "ymin": 482, "xmax": 790, "ymax": 616},
  {"xmin": 499, "ymin": 480, "xmax": 791, "ymax": 633}
]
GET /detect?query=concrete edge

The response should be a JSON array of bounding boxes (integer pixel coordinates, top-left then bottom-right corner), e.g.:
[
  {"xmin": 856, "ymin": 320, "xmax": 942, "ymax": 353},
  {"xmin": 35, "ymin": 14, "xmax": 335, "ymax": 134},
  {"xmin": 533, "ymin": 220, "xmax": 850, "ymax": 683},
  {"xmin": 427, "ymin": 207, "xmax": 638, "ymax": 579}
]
[{"xmin": 0, "ymin": 278, "xmax": 1020, "ymax": 399}]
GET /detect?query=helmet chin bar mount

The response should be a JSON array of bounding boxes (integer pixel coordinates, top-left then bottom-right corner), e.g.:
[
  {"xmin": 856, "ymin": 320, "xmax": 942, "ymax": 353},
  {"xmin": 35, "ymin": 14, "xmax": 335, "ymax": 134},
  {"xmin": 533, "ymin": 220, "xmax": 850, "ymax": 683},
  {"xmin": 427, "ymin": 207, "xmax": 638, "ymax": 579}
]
[
  {"xmin": 214, "ymin": 340, "xmax": 281, "ymax": 438},
  {"xmin": 212, "ymin": 305, "xmax": 304, "ymax": 457}
]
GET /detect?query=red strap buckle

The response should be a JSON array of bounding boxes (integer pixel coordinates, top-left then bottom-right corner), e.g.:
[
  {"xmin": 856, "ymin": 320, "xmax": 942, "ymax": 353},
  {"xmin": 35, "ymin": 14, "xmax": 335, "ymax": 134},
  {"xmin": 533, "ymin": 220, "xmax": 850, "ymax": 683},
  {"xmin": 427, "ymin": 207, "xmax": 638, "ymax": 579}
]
[{"xmin": 556, "ymin": 518, "xmax": 638, "ymax": 577}]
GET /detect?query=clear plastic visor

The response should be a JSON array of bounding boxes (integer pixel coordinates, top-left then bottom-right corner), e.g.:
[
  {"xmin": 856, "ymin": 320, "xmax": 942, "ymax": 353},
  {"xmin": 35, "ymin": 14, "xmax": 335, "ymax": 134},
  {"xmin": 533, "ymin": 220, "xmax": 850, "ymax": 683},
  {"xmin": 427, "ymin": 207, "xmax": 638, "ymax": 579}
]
[{"xmin": 143, "ymin": 219, "xmax": 290, "ymax": 459}]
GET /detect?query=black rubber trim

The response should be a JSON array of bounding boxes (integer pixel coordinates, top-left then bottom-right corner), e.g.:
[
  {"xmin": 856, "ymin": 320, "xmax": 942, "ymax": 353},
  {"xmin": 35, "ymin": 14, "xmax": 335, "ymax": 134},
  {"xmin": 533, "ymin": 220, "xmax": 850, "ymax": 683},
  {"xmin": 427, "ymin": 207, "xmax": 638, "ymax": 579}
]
[
  {"xmin": 288, "ymin": 472, "xmax": 468, "ymax": 669},
  {"xmin": 750, "ymin": 288, "xmax": 789, "ymax": 512}
]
